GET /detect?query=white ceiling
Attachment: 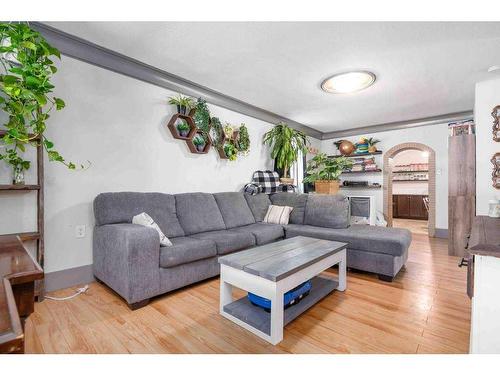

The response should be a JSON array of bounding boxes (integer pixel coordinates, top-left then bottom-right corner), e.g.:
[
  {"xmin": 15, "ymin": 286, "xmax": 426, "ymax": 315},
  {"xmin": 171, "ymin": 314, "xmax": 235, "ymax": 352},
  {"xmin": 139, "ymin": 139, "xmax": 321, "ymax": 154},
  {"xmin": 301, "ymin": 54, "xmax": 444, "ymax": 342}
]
[{"xmin": 48, "ymin": 22, "xmax": 500, "ymax": 133}]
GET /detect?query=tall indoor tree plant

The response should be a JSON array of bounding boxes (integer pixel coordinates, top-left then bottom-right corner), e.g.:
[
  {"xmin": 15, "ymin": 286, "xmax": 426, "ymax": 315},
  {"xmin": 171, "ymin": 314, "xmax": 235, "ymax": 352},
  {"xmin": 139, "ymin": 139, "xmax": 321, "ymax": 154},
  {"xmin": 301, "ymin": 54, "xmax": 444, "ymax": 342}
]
[
  {"xmin": 303, "ymin": 153, "xmax": 353, "ymax": 194},
  {"xmin": 263, "ymin": 122, "xmax": 308, "ymax": 184},
  {"xmin": 0, "ymin": 23, "xmax": 82, "ymax": 184}
]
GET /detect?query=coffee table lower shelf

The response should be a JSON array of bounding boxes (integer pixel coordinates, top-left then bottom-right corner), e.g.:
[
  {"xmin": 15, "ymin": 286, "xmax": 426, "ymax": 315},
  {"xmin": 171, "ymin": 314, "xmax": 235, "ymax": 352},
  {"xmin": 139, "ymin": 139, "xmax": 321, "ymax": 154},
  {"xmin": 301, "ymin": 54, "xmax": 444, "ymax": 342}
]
[{"xmin": 223, "ymin": 275, "xmax": 338, "ymax": 336}]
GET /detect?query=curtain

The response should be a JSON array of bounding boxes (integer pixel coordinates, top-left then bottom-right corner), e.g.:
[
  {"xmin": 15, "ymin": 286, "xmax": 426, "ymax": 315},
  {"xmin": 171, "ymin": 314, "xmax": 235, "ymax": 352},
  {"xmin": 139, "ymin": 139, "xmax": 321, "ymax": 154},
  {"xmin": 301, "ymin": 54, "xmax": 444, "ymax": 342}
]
[{"xmin": 290, "ymin": 150, "xmax": 304, "ymax": 193}]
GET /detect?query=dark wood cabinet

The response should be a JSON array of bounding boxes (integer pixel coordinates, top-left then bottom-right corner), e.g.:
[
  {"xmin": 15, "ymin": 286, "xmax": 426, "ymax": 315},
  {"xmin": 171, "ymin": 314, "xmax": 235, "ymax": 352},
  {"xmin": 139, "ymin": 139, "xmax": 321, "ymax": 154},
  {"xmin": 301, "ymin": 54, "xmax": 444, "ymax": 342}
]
[{"xmin": 393, "ymin": 194, "xmax": 428, "ymax": 220}]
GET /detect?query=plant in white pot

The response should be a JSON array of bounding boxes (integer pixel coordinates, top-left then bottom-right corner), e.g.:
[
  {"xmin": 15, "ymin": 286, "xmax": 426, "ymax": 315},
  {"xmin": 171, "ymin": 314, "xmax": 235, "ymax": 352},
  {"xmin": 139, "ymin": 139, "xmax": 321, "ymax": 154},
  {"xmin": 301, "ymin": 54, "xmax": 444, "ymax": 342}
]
[
  {"xmin": 303, "ymin": 153, "xmax": 353, "ymax": 194},
  {"xmin": 263, "ymin": 122, "xmax": 308, "ymax": 185}
]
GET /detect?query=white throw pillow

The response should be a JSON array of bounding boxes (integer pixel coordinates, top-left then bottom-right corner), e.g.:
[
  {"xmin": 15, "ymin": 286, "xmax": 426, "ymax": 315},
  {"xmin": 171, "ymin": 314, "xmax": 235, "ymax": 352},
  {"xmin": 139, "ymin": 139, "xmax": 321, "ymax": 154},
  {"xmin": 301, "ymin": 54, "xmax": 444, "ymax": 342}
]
[
  {"xmin": 263, "ymin": 205, "xmax": 293, "ymax": 225},
  {"xmin": 132, "ymin": 212, "xmax": 172, "ymax": 247}
]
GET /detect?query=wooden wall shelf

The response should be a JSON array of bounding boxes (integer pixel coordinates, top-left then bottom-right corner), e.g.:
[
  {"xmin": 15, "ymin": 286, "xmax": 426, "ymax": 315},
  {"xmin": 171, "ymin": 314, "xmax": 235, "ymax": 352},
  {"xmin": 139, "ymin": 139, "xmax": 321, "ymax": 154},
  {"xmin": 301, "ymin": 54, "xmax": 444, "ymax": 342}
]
[
  {"xmin": 187, "ymin": 130, "xmax": 212, "ymax": 154},
  {"xmin": 330, "ymin": 151, "xmax": 382, "ymax": 158},
  {"xmin": 0, "ymin": 185, "xmax": 40, "ymax": 191},
  {"xmin": 340, "ymin": 185, "xmax": 382, "ymax": 190},
  {"xmin": 217, "ymin": 129, "xmax": 240, "ymax": 160},
  {"xmin": 167, "ymin": 113, "xmax": 197, "ymax": 141},
  {"xmin": 0, "ymin": 131, "xmax": 44, "ymax": 299},
  {"xmin": 342, "ymin": 169, "xmax": 382, "ymax": 174}
]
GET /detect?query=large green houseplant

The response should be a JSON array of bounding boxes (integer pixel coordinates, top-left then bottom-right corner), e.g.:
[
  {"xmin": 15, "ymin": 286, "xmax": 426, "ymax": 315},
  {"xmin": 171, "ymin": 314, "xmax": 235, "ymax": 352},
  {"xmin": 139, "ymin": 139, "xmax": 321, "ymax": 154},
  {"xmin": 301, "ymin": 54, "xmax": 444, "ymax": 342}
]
[
  {"xmin": 263, "ymin": 122, "xmax": 308, "ymax": 184},
  {"xmin": 303, "ymin": 153, "xmax": 353, "ymax": 194},
  {"xmin": 0, "ymin": 23, "xmax": 81, "ymax": 184}
]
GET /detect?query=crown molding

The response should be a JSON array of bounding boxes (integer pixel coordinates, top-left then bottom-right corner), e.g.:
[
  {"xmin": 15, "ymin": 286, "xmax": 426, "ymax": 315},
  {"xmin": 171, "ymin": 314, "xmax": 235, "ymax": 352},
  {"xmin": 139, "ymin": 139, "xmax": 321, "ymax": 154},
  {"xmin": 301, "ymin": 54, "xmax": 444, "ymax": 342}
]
[
  {"xmin": 30, "ymin": 22, "xmax": 323, "ymax": 139},
  {"xmin": 29, "ymin": 23, "xmax": 474, "ymax": 142},
  {"xmin": 321, "ymin": 111, "xmax": 474, "ymax": 140}
]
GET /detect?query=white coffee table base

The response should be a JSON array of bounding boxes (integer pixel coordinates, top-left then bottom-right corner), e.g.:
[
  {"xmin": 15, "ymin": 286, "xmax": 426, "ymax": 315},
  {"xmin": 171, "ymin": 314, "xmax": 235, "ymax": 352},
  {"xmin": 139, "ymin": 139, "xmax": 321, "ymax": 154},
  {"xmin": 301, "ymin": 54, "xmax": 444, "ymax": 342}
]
[{"xmin": 219, "ymin": 249, "xmax": 346, "ymax": 345}]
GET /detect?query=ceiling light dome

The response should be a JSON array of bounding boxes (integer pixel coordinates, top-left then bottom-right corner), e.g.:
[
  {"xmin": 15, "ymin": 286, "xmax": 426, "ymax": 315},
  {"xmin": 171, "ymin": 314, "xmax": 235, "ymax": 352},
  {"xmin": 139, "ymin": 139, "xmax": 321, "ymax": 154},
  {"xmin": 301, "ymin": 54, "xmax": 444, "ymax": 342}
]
[{"xmin": 321, "ymin": 71, "xmax": 376, "ymax": 94}]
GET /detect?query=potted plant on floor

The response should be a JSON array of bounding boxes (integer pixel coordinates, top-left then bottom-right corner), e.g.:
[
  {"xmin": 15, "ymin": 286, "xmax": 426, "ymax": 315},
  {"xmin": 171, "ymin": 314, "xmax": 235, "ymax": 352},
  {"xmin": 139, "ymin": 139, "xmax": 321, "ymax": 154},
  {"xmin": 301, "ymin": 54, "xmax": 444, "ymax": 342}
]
[
  {"xmin": 168, "ymin": 94, "xmax": 195, "ymax": 115},
  {"xmin": 303, "ymin": 153, "xmax": 353, "ymax": 194},
  {"xmin": 263, "ymin": 122, "xmax": 308, "ymax": 185},
  {"xmin": 193, "ymin": 134, "xmax": 206, "ymax": 152}
]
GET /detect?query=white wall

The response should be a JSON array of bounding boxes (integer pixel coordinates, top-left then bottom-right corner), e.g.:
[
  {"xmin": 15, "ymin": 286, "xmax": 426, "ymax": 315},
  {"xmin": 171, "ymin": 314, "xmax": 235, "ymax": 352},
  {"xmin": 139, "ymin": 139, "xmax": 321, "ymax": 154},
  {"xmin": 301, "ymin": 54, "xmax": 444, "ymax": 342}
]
[
  {"xmin": 474, "ymin": 77, "xmax": 500, "ymax": 215},
  {"xmin": 321, "ymin": 123, "xmax": 449, "ymax": 229},
  {"xmin": 0, "ymin": 56, "xmax": 286, "ymax": 273}
]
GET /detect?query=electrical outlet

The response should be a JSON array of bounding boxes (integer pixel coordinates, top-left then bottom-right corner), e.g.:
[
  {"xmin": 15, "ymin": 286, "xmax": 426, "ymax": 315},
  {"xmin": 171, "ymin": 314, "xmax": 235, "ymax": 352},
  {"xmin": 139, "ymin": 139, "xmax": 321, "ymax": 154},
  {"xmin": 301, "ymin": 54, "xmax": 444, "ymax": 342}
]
[{"xmin": 75, "ymin": 224, "xmax": 86, "ymax": 238}]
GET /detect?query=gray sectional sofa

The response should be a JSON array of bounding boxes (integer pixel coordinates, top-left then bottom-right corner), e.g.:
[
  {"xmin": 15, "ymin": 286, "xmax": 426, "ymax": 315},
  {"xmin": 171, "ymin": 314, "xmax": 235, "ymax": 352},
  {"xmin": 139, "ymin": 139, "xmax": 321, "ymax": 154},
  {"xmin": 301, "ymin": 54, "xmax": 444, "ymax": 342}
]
[{"xmin": 93, "ymin": 191, "xmax": 411, "ymax": 309}]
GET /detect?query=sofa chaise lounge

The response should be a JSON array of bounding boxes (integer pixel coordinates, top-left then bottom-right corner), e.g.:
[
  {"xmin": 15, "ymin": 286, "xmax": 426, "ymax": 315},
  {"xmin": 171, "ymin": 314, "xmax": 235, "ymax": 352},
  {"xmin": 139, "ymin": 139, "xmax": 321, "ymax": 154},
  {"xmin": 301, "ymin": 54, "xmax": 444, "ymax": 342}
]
[{"xmin": 93, "ymin": 191, "xmax": 411, "ymax": 309}]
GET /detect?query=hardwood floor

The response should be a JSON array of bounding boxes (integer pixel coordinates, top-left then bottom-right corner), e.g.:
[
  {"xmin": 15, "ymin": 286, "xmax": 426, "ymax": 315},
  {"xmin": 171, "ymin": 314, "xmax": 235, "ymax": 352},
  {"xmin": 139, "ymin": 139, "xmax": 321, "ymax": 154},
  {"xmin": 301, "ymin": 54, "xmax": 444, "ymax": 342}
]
[
  {"xmin": 393, "ymin": 218, "xmax": 429, "ymax": 236},
  {"xmin": 25, "ymin": 233, "xmax": 470, "ymax": 354}
]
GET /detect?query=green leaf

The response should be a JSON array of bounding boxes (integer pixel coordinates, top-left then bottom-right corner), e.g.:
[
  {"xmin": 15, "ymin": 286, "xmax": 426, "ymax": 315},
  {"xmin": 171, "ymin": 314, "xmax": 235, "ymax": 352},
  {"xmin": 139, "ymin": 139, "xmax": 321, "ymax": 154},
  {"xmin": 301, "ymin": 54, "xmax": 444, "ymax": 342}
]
[
  {"xmin": 20, "ymin": 41, "xmax": 37, "ymax": 50},
  {"xmin": 49, "ymin": 65, "xmax": 57, "ymax": 74},
  {"xmin": 54, "ymin": 97, "xmax": 65, "ymax": 110},
  {"xmin": 2, "ymin": 75, "xmax": 19, "ymax": 85},
  {"xmin": 68, "ymin": 162, "xmax": 76, "ymax": 170},
  {"xmin": 26, "ymin": 76, "xmax": 42, "ymax": 87},
  {"xmin": 44, "ymin": 140, "xmax": 54, "ymax": 149},
  {"xmin": 34, "ymin": 94, "xmax": 47, "ymax": 106}
]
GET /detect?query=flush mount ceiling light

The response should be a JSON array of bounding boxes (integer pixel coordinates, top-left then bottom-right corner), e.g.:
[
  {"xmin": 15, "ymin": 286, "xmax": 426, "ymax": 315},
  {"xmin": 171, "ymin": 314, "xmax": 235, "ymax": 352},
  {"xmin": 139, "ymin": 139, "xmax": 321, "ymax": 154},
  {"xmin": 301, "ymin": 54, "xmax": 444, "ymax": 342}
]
[{"xmin": 321, "ymin": 71, "xmax": 376, "ymax": 94}]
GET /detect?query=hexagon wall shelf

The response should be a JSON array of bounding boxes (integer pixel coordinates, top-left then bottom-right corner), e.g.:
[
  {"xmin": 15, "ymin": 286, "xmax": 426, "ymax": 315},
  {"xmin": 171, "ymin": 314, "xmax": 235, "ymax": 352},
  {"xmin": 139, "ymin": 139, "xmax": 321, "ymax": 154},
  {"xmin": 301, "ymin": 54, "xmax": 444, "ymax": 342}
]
[
  {"xmin": 187, "ymin": 130, "xmax": 212, "ymax": 154},
  {"xmin": 167, "ymin": 113, "xmax": 197, "ymax": 140},
  {"xmin": 217, "ymin": 129, "xmax": 240, "ymax": 159}
]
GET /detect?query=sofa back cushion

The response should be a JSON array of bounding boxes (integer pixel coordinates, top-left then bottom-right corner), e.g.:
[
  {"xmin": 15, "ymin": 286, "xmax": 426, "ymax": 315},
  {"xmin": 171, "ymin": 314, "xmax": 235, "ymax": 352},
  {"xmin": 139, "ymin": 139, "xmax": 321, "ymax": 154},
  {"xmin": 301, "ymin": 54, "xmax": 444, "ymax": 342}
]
[
  {"xmin": 244, "ymin": 193, "xmax": 272, "ymax": 222},
  {"xmin": 175, "ymin": 192, "xmax": 226, "ymax": 235},
  {"xmin": 269, "ymin": 192, "xmax": 308, "ymax": 224},
  {"xmin": 93, "ymin": 192, "xmax": 185, "ymax": 238},
  {"xmin": 304, "ymin": 194, "xmax": 350, "ymax": 229},
  {"xmin": 213, "ymin": 192, "xmax": 256, "ymax": 229}
]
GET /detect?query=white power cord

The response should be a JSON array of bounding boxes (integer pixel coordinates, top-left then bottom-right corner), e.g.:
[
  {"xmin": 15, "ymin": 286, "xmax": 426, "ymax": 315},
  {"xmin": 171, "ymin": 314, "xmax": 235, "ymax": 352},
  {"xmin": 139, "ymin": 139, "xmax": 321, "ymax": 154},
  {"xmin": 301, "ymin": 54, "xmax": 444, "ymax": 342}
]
[{"xmin": 44, "ymin": 284, "xmax": 89, "ymax": 301}]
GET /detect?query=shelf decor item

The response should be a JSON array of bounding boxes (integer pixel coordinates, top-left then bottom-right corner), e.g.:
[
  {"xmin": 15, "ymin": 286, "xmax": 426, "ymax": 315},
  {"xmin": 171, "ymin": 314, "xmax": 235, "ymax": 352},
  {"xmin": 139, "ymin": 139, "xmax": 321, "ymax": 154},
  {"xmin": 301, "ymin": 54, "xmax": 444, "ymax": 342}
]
[
  {"xmin": 366, "ymin": 137, "xmax": 381, "ymax": 153},
  {"xmin": 354, "ymin": 137, "xmax": 369, "ymax": 154},
  {"xmin": 263, "ymin": 122, "xmax": 308, "ymax": 184},
  {"xmin": 303, "ymin": 153, "xmax": 353, "ymax": 194},
  {"xmin": 492, "ymin": 105, "xmax": 500, "ymax": 142},
  {"xmin": 193, "ymin": 134, "xmax": 206, "ymax": 152},
  {"xmin": 492, "ymin": 152, "xmax": 500, "ymax": 189},
  {"xmin": 168, "ymin": 94, "xmax": 195, "ymax": 115},
  {"xmin": 338, "ymin": 140, "xmax": 355, "ymax": 156}
]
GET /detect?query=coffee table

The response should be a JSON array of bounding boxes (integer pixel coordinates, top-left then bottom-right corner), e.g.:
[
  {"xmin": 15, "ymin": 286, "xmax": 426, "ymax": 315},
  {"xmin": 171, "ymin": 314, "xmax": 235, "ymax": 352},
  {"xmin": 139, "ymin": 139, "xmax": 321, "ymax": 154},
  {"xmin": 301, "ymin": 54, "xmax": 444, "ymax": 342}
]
[{"xmin": 218, "ymin": 236, "xmax": 347, "ymax": 345}]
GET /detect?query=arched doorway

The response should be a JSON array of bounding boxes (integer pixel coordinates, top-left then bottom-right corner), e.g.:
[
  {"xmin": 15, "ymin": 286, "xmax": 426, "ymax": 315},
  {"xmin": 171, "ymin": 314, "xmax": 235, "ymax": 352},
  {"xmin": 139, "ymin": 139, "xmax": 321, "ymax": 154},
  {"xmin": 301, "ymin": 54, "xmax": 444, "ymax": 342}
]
[{"xmin": 383, "ymin": 142, "xmax": 436, "ymax": 237}]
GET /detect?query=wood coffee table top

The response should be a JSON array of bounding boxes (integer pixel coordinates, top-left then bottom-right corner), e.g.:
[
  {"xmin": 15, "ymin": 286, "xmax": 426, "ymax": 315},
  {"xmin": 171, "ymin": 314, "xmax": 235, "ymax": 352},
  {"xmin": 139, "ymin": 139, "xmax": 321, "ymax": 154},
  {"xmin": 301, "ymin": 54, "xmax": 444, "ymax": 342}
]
[{"xmin": 218, "ymin": 236, "xmax": 347, "ymax": 281}]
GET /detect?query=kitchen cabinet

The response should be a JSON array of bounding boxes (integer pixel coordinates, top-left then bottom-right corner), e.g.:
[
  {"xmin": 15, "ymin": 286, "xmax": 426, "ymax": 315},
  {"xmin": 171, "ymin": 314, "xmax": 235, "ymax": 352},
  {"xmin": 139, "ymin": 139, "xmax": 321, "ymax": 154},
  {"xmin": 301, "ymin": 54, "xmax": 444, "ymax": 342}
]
[{"xmin": 393, "ymin": 194, "xmax": 428, "ymax": 220}]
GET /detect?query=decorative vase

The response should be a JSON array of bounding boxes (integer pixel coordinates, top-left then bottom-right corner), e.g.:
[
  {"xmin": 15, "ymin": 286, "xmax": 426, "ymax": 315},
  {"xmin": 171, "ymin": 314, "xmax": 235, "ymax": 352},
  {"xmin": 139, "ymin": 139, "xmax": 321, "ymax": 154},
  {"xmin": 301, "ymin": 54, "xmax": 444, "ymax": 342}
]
[
  {"xmin": 178, "ymin": 129, "xmax": 189, "ymax": 137},
  {"xmin": 196, "ymin": 144, "xmax": 205, "ymax": 152},
  {"xmin": 280, "ymin": 177, "xmax": 295, "ymax": 185},
  {"xmin": 177, "ymin": 105, "xmax": 187, "ymax": 115},
  {"xmin": 315, "ymin": 180, "xmax": 340, "ymax": 194},
  {"xmin": 368, "ymin": 145, "xmax": 377, "ymax": 153},
  {"xmin": 13, "ymin": 166, "xmax": 25, "ymax": 185},
  {"xmin": 339, "ymin": 141, "xmax": 355, "ymax": 156}
]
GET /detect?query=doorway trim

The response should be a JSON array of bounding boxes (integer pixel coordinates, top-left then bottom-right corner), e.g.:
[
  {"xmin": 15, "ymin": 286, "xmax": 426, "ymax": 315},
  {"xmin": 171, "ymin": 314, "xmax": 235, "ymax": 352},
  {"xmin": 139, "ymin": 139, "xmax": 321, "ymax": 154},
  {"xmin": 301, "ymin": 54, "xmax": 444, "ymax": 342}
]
[{"xmin": 383, "ymin": 142, "xmax": 436, "ymax": 237}]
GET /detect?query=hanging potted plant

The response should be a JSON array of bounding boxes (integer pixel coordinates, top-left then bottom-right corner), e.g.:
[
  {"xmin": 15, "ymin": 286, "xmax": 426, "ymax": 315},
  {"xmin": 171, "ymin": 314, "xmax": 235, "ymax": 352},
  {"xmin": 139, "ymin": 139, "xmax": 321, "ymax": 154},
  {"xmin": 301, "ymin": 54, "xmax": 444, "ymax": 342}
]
[
  {"xmin": 193, "ymin": 134, "xmax": 206, "ymax": 152},
  {"xmin": 168, "ymin": 94, "xmax": 195, "ymax": 115},
  {"xmin": 0, "ymin": 23, "xmax": 85, "ymax": 181},
  {"xmin": 223, "ymin": 143, "xmax": 237, "ymax": 161},
  {"xmin": 303, "ymin": 153, "xmax": 353, "ymax": 194},
  {"xmin": 176, "ymin": 120, "xmax": 190, "ymax": 138},
  {"xmin": 263, "ymin": 122, "xmax": 308, "ymax": 185},
  {"xmin": 235, "ymin": 123, "xmax": 250, "ymax": 155}
]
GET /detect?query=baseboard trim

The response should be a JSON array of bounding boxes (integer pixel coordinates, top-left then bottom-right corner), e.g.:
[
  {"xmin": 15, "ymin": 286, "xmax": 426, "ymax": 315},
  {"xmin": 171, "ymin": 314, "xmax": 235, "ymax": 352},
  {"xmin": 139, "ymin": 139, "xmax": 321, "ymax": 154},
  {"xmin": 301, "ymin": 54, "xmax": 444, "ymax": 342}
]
[
  {"xmin": 434, "ymin": 228, "xmax": 449, "ymax": 239},
  {"xmin": 44, "ymin": 264, "xmax": 95, "ymax": 292}
]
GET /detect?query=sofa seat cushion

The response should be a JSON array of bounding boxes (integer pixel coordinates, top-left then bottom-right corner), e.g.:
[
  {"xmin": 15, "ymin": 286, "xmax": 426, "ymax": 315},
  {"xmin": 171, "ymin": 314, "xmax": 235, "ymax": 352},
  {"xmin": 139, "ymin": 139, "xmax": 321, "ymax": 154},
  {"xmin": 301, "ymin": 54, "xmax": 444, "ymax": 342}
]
[
  {"xmin": 175, "ymin": 193, "xmax": 226, "ymax": 235},
  {"xmin": 160, "ymin": 237, "xmax": 217, "ymax": 268},
  {"xmin": 190, "ymin": 230, "xmax": 255, "ymax": 255},
  {"xmin": 230, "ymin": 223, "xmax": 285, "ymax": 245},
  {"xmin": 214, "ymin": 192, "xmax": 256, "ymax": 229},
  {"xmin": 284, "ymin": 224, "xmax": 411, "ymax": 257}
]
